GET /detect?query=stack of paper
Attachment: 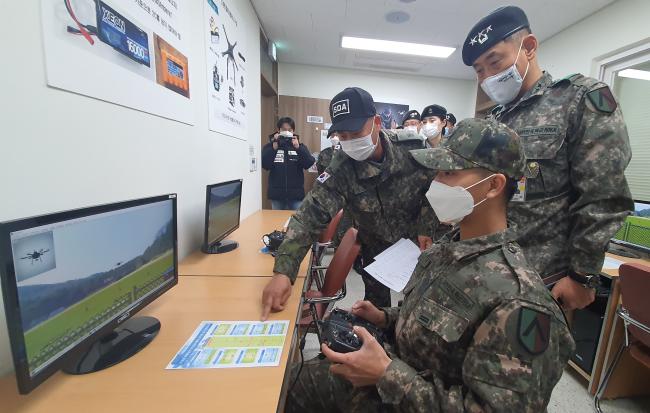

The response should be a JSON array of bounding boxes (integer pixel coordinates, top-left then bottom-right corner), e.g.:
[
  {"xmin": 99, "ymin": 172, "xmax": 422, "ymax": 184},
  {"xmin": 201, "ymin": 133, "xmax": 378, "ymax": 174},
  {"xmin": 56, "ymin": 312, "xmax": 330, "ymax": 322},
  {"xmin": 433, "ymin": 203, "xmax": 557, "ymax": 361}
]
[{"xmin": 364, "ymin": 238, "xmax": 421, "ymax": 292}]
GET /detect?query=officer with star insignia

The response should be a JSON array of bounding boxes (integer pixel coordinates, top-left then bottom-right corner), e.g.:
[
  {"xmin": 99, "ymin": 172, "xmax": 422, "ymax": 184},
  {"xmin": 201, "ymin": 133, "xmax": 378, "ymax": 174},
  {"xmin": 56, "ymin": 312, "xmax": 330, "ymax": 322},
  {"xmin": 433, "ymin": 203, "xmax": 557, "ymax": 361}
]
[
  {"xmin": 285, "ymin": 118, "xmax": 574, "ymax": 413},
  {"xmin": 462, "ymin": 6, "xmax": 633, "ymax": 310},
  {"xmin": 261, "ymin": 87, "xmax": 441, "ymax": 319}
]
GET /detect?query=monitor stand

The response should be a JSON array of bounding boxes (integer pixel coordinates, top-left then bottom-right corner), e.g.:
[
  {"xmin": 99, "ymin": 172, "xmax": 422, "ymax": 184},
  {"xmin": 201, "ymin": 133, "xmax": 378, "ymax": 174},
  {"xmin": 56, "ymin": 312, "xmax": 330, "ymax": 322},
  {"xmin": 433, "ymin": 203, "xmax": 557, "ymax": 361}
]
[
  {"xmin": 202, "ymin": 239, "xmax": 239, "ymax": 254},
  {"xmin": 62, "ymin": 316, "xmax": 160, "ymax": 375}
]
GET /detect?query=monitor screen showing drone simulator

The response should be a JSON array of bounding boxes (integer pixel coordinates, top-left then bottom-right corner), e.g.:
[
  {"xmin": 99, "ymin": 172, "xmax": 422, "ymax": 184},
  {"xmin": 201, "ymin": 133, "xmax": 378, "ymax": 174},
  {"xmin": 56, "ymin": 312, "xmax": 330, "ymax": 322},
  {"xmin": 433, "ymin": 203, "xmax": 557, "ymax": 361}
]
[
  {"xmin": 203, "ymin": 179, "xmax": 242, "ymax": 254},
  {"xmin": 610, "ymin": 200, "xmax": 650, "ymax": 258},
  {"xmin": 0, "ymin": 194, "xmax": 178, "ymax": 394}
]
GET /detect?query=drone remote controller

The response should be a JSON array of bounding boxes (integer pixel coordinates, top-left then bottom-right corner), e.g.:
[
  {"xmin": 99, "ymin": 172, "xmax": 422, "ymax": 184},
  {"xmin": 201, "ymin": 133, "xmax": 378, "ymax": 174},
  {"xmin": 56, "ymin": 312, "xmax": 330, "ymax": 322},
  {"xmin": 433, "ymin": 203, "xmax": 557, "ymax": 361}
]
[
  {"xmin": 318, "ymin": 320, "xmax": 363, "ymax": 353},
  {"xmin": 317, "ymin": 309, "xmax": 384, "ymax": 353},
  {"xmin": 328, "ymin": 308, "xmax": 384, "ymax": 338}
]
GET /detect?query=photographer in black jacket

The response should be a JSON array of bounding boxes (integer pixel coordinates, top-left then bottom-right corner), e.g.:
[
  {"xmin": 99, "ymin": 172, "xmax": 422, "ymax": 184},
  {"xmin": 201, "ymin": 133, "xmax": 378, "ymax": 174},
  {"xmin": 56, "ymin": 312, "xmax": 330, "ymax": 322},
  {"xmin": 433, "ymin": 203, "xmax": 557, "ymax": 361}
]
[{"xmin": 262, "ymin": 117, "xmax": 315, "ymax": 210}]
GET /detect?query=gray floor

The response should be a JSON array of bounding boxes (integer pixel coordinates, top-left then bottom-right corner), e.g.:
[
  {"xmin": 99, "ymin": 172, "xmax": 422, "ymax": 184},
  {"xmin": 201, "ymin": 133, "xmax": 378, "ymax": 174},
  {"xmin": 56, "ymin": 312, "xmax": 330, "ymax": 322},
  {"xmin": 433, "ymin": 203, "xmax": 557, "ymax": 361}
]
[{"xmin": 301, "ymin": 251, "xmax": 650, "ymax": 412}]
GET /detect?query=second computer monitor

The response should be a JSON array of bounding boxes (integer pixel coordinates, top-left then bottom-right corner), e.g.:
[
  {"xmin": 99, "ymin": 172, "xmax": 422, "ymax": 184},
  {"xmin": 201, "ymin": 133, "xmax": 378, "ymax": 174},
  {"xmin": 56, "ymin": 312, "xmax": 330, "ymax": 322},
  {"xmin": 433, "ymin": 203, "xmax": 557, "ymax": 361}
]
[{"xmin": 203, "ymin": 179, "xmax": 242, "ymax": 254}]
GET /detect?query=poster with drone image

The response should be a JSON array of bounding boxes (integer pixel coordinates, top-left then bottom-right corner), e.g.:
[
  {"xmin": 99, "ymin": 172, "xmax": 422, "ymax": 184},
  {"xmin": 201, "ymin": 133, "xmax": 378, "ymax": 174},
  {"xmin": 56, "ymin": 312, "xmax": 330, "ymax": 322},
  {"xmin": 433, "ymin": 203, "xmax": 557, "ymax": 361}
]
[
  {"xmin": 41, "ymin": 0, "xmax": 193, "ymax": 124},
  {"xmin": 204, "ymin": 0, "xmax": 249, "ymax": 140}
]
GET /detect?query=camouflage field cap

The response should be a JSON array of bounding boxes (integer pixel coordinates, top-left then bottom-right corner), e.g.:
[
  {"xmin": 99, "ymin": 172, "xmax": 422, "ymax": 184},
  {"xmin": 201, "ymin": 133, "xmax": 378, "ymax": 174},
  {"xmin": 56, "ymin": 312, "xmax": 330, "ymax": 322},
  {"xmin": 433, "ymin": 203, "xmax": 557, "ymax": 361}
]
[{"xmin": 410, "ymin": 118, "xmax": 525, "ymax": 179}]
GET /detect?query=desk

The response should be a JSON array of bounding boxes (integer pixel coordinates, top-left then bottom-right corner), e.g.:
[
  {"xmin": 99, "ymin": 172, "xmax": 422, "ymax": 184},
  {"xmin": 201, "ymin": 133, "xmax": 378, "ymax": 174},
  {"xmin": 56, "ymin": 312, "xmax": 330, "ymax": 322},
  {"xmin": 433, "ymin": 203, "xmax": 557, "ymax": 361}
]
[
  {"xmin": 179, "ymin": 210, "xmax": 309, "ymax": 278},
  {"xmin": 568, "ymin": 253, "xmax": 650, "ymax": 398},
  {"xmin": 0, "ymin": 276, "xmax": 306, "ymax": 413}
]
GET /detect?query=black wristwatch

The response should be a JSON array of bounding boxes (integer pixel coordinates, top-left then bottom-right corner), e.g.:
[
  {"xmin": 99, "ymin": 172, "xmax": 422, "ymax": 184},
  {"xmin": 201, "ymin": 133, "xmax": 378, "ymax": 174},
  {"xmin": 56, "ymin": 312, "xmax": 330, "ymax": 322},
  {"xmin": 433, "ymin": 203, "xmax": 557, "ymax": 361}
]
[{"xmin": 567, "ymin": 270, "xmax": 601, "ymax": 289}]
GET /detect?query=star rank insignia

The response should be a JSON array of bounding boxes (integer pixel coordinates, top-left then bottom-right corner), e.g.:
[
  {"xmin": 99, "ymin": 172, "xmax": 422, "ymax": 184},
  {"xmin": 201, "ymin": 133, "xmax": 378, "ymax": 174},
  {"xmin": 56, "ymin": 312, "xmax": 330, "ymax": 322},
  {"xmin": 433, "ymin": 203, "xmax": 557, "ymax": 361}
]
[{"xmin": 470, "ymin": 25, "xmax": 492, "ymax": 46}]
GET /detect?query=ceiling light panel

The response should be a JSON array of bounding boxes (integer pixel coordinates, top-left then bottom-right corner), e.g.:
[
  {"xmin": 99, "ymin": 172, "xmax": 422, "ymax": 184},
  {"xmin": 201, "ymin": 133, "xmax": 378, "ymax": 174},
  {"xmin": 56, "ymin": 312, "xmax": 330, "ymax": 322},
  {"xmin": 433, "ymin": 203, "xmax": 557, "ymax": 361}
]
[{"xmin": 341, "ymin": 36, "xmax": 455, "ymax": 58}]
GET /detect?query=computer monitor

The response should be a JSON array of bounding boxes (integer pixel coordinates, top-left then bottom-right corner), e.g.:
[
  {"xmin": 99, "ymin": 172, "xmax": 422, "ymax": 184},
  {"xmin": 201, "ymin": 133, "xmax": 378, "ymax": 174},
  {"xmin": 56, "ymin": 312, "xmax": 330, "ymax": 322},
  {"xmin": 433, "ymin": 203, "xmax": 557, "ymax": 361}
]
[
  {"xmin": 609, "ymin": 200, "xmax": 650, "ymax": 258},
  {"xmin": 0, "ymin": 194, "xmax": 178, "ymax": 394},
  {"xmin": 202, "ymin": 179, "xmax": 242, "ymax": 254}
]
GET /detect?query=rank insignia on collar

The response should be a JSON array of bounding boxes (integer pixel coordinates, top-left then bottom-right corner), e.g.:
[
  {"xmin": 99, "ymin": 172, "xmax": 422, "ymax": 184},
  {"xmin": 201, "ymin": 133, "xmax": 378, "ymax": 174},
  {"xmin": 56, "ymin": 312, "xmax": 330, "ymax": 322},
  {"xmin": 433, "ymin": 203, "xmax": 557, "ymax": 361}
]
[{"xmin": 517, "ymin": 307, "xmax": 551, "ymax": 355}]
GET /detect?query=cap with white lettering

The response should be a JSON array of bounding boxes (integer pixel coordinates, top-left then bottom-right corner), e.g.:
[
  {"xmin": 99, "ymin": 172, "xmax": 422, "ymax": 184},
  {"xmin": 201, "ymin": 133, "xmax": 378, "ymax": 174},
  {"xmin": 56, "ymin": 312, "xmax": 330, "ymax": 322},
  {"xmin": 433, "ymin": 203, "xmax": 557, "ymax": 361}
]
[{"xmin": 328, "ymin": 87, "xmax": 377, "ymax": 136}]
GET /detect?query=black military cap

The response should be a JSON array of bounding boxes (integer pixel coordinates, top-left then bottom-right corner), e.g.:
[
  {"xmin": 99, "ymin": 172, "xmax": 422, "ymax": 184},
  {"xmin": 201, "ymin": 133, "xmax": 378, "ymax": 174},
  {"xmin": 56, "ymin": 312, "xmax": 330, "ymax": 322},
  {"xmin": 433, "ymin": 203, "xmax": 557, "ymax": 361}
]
[
  {"xmin": 328, "ymin": 87, "xmax": 377, "ymax": 136},
  {"xmin": 462, "ymin": 5, "xmax": 530, "ymax": 66},
  {"xmin": 446, "ymin": 113, "xmax": 457, "ymax": 125},
  {"xmin": 402, "ymin": 110, "xmax": 421, "ymax": 125},
  {"xmin": 421, "ymin": 104, "xmax": 447, "ymax": 120}
]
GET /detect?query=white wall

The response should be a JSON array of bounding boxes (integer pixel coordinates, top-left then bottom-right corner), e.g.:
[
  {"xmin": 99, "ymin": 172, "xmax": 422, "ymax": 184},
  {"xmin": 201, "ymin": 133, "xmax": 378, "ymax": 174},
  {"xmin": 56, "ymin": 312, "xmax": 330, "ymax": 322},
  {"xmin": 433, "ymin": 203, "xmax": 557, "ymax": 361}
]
[
  {"xmin": 538, "ymin": 0, "xmax": 650, "ymax": 78},
  {"xmin": 278, "ymin": 63, "xmax": 477, "ymax": 121},
  {"xmin": 0, "ymin": 0, "xmax": 262, "ymax": 376}
]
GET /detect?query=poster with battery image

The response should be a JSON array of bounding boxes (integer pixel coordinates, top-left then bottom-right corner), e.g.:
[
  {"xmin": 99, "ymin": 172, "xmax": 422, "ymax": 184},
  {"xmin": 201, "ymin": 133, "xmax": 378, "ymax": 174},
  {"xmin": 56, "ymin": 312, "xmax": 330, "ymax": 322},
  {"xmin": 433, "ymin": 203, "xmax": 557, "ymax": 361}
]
[
  {"xmin": 41, "ymin": 0, "xmax": 193, "ymax": 124},
  {"xmin": 204, "ymin": 0, "xmax": 248, "ymax": 140}
]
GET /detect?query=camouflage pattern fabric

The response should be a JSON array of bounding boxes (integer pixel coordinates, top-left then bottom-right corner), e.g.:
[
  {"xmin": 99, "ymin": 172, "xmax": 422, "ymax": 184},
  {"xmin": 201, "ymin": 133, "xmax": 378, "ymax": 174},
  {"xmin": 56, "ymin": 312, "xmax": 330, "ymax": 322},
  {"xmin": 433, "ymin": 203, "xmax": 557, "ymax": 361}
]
[
  {"xmin": 316, "ymin": 145, "xmax": 340, "ymax": 175},
  {"xmin": 274, "ymin": 130, "xmax": 437, "ymax": 307},
  {"xmin": 489, "ymin": 72, "xmax": 633, "ymax": 277},
  {"xmin": 314, "ymin": 144, "xmax": 355, "ymax": 248},
  {"xmin": 286, "ymin": 226, "xmax": 574, "ymax": 412},
  {"xmin": 411, "ymin": 118, "xmax": 526, "ymax": 179}
]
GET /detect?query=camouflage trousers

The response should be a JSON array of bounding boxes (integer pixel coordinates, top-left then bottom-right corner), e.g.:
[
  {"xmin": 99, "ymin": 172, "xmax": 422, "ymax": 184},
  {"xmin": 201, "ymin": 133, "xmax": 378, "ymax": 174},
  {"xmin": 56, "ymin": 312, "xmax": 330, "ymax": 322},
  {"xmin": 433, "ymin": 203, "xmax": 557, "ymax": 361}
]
[
  {"xmin": 360, "ymin": 269, "xmax": 391, "ymax": 308},
  {"xmin": 355, "ymin": 250, "xmax": 391, "ymax": 308},
  {"xmin": 285, "ymin": 356, "xmax": 395, "ymax": 413}
]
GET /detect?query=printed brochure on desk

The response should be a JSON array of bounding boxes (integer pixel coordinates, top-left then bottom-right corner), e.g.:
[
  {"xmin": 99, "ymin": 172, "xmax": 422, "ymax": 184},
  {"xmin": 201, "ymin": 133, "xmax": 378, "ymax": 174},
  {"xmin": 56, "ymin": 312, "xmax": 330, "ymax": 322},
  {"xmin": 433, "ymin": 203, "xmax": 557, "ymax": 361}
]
[{"xmin": 167, "ymin": 320, "xmax": 290, "ymax": 369}]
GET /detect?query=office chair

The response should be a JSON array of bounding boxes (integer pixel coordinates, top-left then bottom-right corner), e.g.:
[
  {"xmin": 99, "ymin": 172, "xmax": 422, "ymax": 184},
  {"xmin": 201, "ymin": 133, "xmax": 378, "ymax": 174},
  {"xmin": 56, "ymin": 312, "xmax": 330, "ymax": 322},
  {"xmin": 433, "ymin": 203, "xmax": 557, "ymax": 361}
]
[
  {"xmin": 594, "ymin": 263, "xmax": 650, "ymax": 412},
  {"xmin": 311, "ymin": 209, "xmax": 344, "ymax": 268},
  {"xmin": 299, "ymin": 227, "xmax": 360, "ymax": 330}
]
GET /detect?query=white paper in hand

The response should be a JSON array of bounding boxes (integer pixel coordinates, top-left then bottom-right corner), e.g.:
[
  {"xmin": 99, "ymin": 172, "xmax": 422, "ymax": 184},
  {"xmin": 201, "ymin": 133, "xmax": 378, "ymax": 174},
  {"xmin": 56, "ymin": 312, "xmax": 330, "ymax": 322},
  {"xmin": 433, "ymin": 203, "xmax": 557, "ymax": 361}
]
[{"xmin": 364, "ymin": 238, "xmax": 421, "ymax": 292}]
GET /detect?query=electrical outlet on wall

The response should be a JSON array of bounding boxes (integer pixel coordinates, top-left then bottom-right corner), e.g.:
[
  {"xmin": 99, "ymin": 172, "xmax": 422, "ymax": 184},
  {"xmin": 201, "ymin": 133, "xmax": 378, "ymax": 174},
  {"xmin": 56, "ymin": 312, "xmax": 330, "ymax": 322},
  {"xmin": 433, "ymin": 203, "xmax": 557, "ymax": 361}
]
[{"xmin": 249, "ymin": 145, "xmax": 257, "ymax": 172}]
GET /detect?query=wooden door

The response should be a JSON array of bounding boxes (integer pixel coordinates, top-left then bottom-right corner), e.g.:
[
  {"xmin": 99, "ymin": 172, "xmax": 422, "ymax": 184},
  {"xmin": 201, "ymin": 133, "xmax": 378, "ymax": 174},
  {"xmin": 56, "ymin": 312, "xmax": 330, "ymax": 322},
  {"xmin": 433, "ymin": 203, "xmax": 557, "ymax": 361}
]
[{"xmin": 278, "ymin": 95, "xmax": 331, "ymax": 196}]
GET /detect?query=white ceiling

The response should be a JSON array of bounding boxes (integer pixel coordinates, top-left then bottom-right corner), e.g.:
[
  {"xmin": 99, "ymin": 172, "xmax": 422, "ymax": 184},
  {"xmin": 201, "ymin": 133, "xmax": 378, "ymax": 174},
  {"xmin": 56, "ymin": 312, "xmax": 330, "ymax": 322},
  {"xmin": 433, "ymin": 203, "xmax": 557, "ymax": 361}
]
[{"xmin": 251, "ymin": 0, "xmax": 616, "ymax": 80}]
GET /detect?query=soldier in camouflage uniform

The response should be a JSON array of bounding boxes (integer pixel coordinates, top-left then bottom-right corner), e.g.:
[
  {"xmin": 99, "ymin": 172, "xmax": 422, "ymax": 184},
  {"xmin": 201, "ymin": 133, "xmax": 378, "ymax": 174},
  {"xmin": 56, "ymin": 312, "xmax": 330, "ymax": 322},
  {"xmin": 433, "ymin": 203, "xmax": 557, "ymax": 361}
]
[
  {"xmin": 315, "ymin": 133, "xmax": 354, "ymax": 247},
  {"xmin": 261, "ymin": 87, "xmax": 438, "ymax": 319},
  {"xmin": 462, "ymin": 6, "xmax": 633, "ymax": 310},
  {"xmin": 315, "ymin": 133, "xmax": 342, "ymax": 175},
  {"xmin": 285, "ymin": 118, "xmax": 574, "ymax": 413}
]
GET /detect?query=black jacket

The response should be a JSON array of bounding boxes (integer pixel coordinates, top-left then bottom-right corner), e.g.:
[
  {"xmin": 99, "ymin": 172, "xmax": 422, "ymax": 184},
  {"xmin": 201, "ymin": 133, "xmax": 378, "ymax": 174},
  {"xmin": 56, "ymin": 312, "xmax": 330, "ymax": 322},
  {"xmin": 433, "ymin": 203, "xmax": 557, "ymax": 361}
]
[{"xmin": 262, "ymin": 136, "xmax": 315, "ymax": 201}]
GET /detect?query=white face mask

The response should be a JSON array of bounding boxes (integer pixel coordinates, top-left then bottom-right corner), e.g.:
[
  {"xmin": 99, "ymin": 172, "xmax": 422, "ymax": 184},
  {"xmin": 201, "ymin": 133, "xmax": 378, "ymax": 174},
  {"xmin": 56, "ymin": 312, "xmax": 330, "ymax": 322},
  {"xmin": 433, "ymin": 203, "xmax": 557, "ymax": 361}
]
[
  {"xmin": 330, "ymin": 136, "xmax": 340, "ymax": 146},
  {"xmin": 339, "ymin": 122, "xmax": 377, "ymax": 161},
  {"xmin": 480, "ymin": 40, "xmax": 530, "ymax": 105},
  {"xmin": 404, "ymin": 125, "xmax": 419, "ymax": 134},
  {"xmin": 421, "ymin": 120, "xmax": 441, "ymax": 138},
  {"xmin": 279, "ymin": 130, "xmax": 293, "ymax": 138},
  {"xmin": 425, "ymin": 174, "xmax": 495, "ymax": 225}
]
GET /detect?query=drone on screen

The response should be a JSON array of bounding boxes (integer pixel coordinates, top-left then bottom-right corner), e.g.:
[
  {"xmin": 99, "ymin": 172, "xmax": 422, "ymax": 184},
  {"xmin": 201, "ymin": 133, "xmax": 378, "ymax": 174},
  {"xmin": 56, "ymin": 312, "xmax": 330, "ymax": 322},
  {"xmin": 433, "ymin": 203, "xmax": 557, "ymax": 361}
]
[{"xmin": 21, "ymin": 249, "xmax": 50, "ymax": 264}]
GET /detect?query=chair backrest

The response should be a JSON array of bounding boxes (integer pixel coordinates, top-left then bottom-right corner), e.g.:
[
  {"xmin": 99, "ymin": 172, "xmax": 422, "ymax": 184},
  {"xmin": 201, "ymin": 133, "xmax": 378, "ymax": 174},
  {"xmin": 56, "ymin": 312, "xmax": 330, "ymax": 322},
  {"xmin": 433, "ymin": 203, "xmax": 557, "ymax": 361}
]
[
  {"xmin": 321, "ymin": 227, "xmax": 360, "ymax": 296},
  {"xmin": 619, "ymin": 263, "xmax": 650, "ymax": 348},
  {"xmin": 318, "ymin": 209, "xmax": 344, "ymax": 244}
]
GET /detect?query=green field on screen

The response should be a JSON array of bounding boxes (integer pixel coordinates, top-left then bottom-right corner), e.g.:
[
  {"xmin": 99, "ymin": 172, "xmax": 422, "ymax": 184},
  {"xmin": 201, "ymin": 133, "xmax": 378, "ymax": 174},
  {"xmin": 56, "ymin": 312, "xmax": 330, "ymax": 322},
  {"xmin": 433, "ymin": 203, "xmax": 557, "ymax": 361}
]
[
  {"xmin": 208, "ymin": 197, "xmax": 240, "ymax": 243},
  {"xmin": 23, "ymin": 251, "xmax": 174, "ymax": 373},
  {"xmin": 625, "ymin": 216, "xmax": 650, "ymax": 248}
]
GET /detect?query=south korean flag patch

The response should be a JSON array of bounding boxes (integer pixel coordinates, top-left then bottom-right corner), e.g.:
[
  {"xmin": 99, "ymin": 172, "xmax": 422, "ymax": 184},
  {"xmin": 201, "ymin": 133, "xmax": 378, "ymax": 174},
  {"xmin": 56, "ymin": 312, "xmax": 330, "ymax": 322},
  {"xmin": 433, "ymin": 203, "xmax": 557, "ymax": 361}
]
[{"xmin": 316, "ymin": 171, "xmax": 331, "ymax": 184}]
